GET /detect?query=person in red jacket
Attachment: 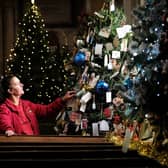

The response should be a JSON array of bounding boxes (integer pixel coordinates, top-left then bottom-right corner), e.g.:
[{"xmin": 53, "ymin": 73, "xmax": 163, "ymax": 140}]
[{"xmin": 0, "ymin": 75, "xmax": 76, "ymax": 136}]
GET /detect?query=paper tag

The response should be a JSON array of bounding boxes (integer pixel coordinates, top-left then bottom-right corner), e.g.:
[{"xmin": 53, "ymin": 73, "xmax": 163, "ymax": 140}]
[
  {"xmin": 108, "ymin": 58, "xmax": 113, "ymax": 70},
  {"xmin": 112, "ymin": 51, "xmax": 120, "ymax": 59},
  {"xmin": 104, "ymin": 54, "xmax": 108, "ymax": 67},
  {"xmin": 116, "ymin": 27, "xmax": 126, "ymax": 39},
  {"xmin": 106, "ymin": 91, "xmax": 112, "ymax": 103},
  {"xmin": 99, "ymin": 120, "xmax": 109, "ymax": 131},
  {"xmin": 95, "ymin": 43, "xmax": 103, "ymax": 55},
  {"xmin": 116, "ymin": 25, "xmax": 132, "ymax": 39},
  {"xmin": 122, "ymin": 128, "xmax": 132, "ymax": 153},
  {"xmin": 92, "ymin": 123, "xmax": 99, "ymax": 136},
  {"xmin": 80, "ymin": 103, "xmax": 87, "ymax": 113},
  {"xmin": 94, "ymin": 12, "xmax": 104, "ymax": 19},
  {"xmin": 110, "ymin": 0, "xmax": 115, "ymax": 12},
  {"xmin": 121, "ymin": 38, "xmax": 128, "ymax": 52},
  {"xmin": 80, "ymin": 92, "xmax": 92, "ymax": 104},
  {"xmin": 98, "ymin": 27, "xmax": 110, "ymax": 38}
]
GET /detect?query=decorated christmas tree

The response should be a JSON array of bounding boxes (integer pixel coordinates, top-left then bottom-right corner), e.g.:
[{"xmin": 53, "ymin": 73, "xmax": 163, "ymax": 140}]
[{"xmin": 54, "ymin": 0, "xmax": 135, "ymax": 136}]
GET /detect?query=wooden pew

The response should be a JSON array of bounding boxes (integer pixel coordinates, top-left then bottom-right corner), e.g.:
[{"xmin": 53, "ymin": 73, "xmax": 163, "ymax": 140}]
[{"xmin": 0, "ymin": 135, "xmax": 163, "ymax": 168}]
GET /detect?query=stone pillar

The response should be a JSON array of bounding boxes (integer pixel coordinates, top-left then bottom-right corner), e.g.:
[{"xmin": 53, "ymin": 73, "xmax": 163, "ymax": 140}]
[
  {"xmin": 123, "ymin": 0, "xmax": 140, "ymax": 24},
  {"xmin": 85, "ymin": 0, "xmax": 104, "ymax": 14},
  {"xmin": 140, "ymin": 0, "xmax": 145, "ymax": 6},
  {"xmin": 0, "ymin": 7, "xmax": 3, "ymax": 76},
  {"xmin": 0, "ymin": 0, "xmax": 17, "ymax": 76}
]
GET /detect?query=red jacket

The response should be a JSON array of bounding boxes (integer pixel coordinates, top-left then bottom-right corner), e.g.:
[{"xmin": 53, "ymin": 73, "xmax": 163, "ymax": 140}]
[{"xmin": 0, "ymin": 98, "xmax": 65, "ymax": 135}]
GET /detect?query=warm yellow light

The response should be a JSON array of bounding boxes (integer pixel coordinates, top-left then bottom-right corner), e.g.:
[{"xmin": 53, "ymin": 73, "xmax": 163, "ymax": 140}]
[{"xmin": 31, "ymin": 0, "xmax": 35, "ymax": 4}]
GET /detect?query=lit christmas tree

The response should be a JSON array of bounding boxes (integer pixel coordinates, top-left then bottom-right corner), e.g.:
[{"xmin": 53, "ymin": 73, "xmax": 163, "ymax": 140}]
[
  {"xmin": 37, "ymin": 43, "xmax": 75, "ymax": 104},
  {"xmin": 5, "ymin": 1, "xmax": 70, "ymax": 104},
  {"xmin": 5, "ymin": 2, "xmax": 49, "ymax": 102}
]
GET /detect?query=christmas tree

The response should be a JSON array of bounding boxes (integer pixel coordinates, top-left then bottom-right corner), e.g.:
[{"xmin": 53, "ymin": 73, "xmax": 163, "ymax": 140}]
[
  {"xmin": 37, "ymin": 41, "xmax": 74, "ymax": 104},
  {"xmin": 55, "ymin": 0, "xmax": 135, "ymax": 136},
  {"xmin": 129, "ymin": 0, "xmax": 168, "ymax": 142},
  {"xmin": 128, "ymin": 0, "xmax": 168, "ymax": 161},
  {"xmin": 5, "ymin": 1, "xmax": 70, "ymax": 104},
  {"xmin": 121, "ymin": 1, "xmax": 168, "ymax": 166},
  {"xmin": 5, "ymin": 2, "xmax": 48, "ymax": 102}
]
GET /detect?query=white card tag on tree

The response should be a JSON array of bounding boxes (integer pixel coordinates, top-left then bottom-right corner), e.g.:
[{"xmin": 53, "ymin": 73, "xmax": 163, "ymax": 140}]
[
  {"xmin": 80, "ymin": 92, "xmax": 92, "ymax": 104},
  {"xmin": 94, "ymin": 12, "xmax": 104, "ymax": 19},
  {"xmin": 98, "ymin": 27, "xmax": 111, "ymax": 38},
  {"xmin": 116, "ymin": 27, "xmax": 126, "ymax": 39},
  {"xmin": 92, "ymin": 123, "xmax": 99, "ymax": 136},
  {"xmin": 112, "ymin": 51, "xmax": 121, "ymax": 59},
  {"xmin": 121, "ymin": 38, "xmax": 128, "ymax": 52},
  {"xmin": 91, "ymin": 62, "xmax": 101, "ymax": 68},
  {"xmin": 104, "ymin": 54, "xmax": 108, "ymax": 67},
  {"xmin": 80, "ymin": 103, "xmax": 87, "ymax": 113},
  {"xmin": 108, "ymin": 58, "xmax": 113, "ymax": 70},
  {"xmin": 116, "ymin": 25, "xmax": 132, "ymax": 39},
  {"xmin": 99, "ymin": 120, "xmax": 109, "ymax": 131},
  {"xmin": 110, "ymin": 71, "xmax": 119, "ymax": 79},
  {"xmin": 106, "ymin": 91, "xmax": 112, "ymax": 103},
  {"xmin": 95, "ymin": 43, "xmax": 103, "ymax": 55},
  {"xmin": 110, "ymin": 0, "xmax": 115, "ymax": 12},
  {"xmin": 122, "ymin": 128, "xmax": 132, "ymax": 153}
]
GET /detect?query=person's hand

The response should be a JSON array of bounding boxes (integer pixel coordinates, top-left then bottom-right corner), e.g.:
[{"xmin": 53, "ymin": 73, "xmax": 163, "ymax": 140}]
[
  {"xmin": 5, "ymin": 130, "xmax": 16, "ymax": 137},
  {"xmin": 62, "ymin": 91, "xmax": 76, "ymax": 102}
]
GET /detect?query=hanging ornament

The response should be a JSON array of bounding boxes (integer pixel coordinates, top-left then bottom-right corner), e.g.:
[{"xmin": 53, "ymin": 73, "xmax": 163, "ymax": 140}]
[
  {"xmin": 96, "ymin": 80, "xmax": 109, "ymax": 94},
  {"xmin": 123, "ymin": 77, "xmax": 133, "ymax": 89},
  {"xmin": 73, "ymin": 51, "xmax": 85, "ymax": 66},
  {"xmin": 92, "ymin": 94, "xmax": 96, "ymax": 110}
]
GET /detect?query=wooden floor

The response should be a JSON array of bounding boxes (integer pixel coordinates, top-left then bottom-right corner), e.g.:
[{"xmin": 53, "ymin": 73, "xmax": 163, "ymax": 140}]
[{"xmin": 0, "ymin": 135, "xmax": 164, "ymax": 168}]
